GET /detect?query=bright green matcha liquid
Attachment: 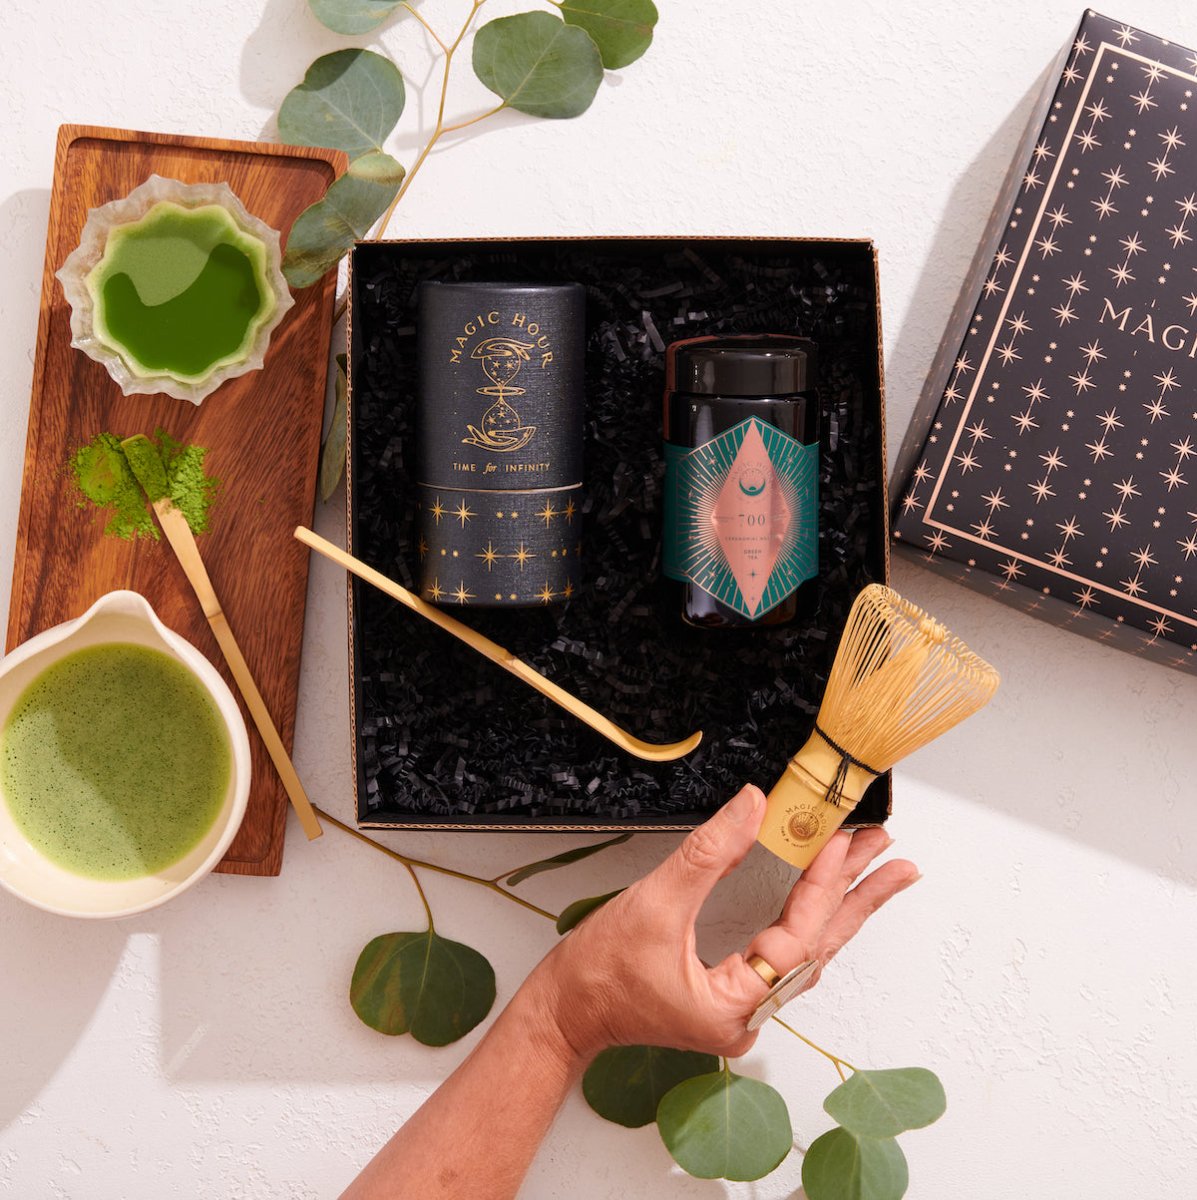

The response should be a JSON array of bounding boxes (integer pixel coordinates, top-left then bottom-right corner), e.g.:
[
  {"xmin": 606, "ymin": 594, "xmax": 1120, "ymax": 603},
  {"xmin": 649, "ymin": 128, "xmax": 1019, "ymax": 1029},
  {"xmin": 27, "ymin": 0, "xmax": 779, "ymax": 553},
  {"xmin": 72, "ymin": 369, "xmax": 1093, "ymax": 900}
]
[
  {"xmin": 85, "ymin": 201, "xmax": 275, "ymax": 382},
  {"xmin": 1, "ymin": 643, "xmax": 231, "ymax": 880}
]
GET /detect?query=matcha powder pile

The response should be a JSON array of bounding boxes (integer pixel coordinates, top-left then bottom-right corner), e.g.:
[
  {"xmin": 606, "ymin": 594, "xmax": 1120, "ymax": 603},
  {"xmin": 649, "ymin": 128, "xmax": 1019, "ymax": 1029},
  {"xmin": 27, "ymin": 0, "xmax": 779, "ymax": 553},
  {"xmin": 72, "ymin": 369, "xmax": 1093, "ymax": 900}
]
[{"xmin": 69, "ymin": 429, "xmax": 221, "ymax": 539}]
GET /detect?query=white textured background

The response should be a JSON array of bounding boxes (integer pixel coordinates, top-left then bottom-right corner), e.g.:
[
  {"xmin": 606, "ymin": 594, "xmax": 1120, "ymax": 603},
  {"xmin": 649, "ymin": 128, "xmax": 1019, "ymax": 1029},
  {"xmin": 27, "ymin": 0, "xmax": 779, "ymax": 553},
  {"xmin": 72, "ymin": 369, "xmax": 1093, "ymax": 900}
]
[{"xmin": 2, "ymin": 2, "xmax": 1196, "ymax": 1197}]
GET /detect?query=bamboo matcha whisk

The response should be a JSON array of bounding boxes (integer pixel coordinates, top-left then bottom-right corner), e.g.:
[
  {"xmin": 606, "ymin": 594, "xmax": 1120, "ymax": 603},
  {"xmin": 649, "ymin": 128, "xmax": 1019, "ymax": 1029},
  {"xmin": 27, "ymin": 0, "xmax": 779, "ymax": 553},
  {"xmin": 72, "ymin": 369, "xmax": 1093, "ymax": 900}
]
[{"xmin": 758, "ymin": 584, "xmax": 1000, "ymax": 868}]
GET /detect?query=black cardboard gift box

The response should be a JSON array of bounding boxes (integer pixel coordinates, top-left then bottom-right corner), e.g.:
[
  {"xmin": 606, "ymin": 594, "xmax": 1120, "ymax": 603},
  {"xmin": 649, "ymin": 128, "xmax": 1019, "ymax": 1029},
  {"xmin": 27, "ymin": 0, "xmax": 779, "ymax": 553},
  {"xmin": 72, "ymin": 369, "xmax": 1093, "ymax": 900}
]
[
  {"xmin": 346, "ymin": 237, "xmax": 892, "ymax": 830},
  {"xmin": 893, "ymin": 11, "xmax": 1197, "ymax": 673}
]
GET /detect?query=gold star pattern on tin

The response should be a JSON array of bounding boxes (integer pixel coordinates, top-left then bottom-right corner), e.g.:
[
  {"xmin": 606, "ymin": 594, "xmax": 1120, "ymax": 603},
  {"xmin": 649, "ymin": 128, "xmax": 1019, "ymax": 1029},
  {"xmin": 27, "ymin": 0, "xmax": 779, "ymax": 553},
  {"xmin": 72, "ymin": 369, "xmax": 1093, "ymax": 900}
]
[
  {"xmin": 1131, "ymin": 89, "xmax": 1158, "ymax": 115},
  {"xmin": 1000, "ymin": 558, "xmax": 1025, "ymax": 581},
  {"xmin": 955, "ymin": 450, "xmax": 981, "ymax": 473},
  {"xmin": 997, "ymin": 341, "xmax": 1022, "ymax": 366},
  {"xmin": 1046, "ymin": 205, "xmax": 1072, "ymax": 229},
  {"xmin": 1008, "ymin": 312, "xmax": 1032, "ymax": 336},
  {"xmin": 1037, "ymin": 233, "xmax": 1061, "ymax": 257},
  {"xmin": 926, "ymin": 531, "xmax": 950, "ymax": 553},
  {"xmin": 417, "ymin": 536, "xmax": 429, "ymax": 560},
  {"xmin": 476, "ymin": 541, "xmax": 500, "ymax": 571},
  {"xmin": 901, "ymin": 493, "xmax": 922, "ymax": 514},
  {"xmin": 1075, "ymin": 586, "xmax": 1097, "ymax": 608},
  {"xmin": 1161, "ymin": 466, "xmax": 1188, "ymax": 491},
  {"xmin": 454, "ymin": 500, "xmax": 476, "ymax": 528},
  {"xmin": 967, "ymin": 420, "xmax": 991, "ymax": 443},
  {"xmin": 1048, "ymin": 547, "xmax": 1072, "ymax": 568},
  {"xmin": 1155, "ymin": 369, "xmax": 1180, "ymax": 394},
  {"xmin": 971, "ymin": 518, "xmax": 996, "ymax": 540},
  {"xmin": 1029, "ymin": 478, "xmax": 1056, "ymax": 503},
  {"xmin": 1114, "ymin": 25, "xmax": 1138, "ymax": 47},
  {"xmin": 913, "ymin": 461, "xmax": 933, "ymax": 484},
  {"xmin": 452, "ymin": 582, "xmax": 475, "ymax": 605},
  {"xmin": 1053, "ymin": 302, "xmax": 1077, "ymax": 325},
  {"xmin": 563, "ymin": 498, "xmax": 577, "ymax": 523},
  {"xmin": 1080, "ymin": 340, "xmax": 1106, "ymax": 365},
  {"xmin": 511, "ymin": 542, "xmax": 535, "ymax": 570},
  {"xmin": 1063, "ymin": 272, "xmax": 1089, "ymax": 296},
  {"xmin": 562, "ymin": 580, "xmax": 575, "ymax": 600},
  {"xmin": 428, "ymin": 497, "xmax": 447, "ymax": 525},
  {"xmin": 426, "ymin": 578, "xmax": 445, "ymax": 602},
  {"xmin": 1162, "ymin": 126, "xmax": 1186, "ymax": 151},
  {"xmin": 1078, "ymin": 130, "xmax": 1100, "ymax": 152},
  {"xmin": 1172, "ymin": 437, "xmax": 1195, "ymax": 461},
  {"xmin": 1105, "ymin": 506, "xmax": 1130, "ymax": 531},
  {"xmin": 1178, "ymin": 534, "xmax": 1197, "ymax": 560},
  {"xmin": 1133, "ymin": 546, "xmax": 1158, "ymax": 570},
  {"xmin": 536, "ymin": 582, "xmax": 556, "ymax": 604},
  {"xmin": 983, "ymin": 488, "xmax": 1009, "ymax": 514},
  {"xmin": 1120, "ymin": 572, "xmax": 1146, "ymax": 597},
  {"xmin": 1086, "ymin": 436, "xmax": 1112, "ymax": 462},
  {"xmin": 1115, "ymin": 477, "xmax": 1141, "ymax": 501},
  {"xmin": 1093, "ymin": 196, "xmax": 1118, "ymax": 219},
  {"xmin": 1098, "ymin": 409, "xmax": 1123, "ymax": 433},
  {"xmin": 993, "ymin": 246, "xmax": 1014, "ymax": 269},
  {"xmin": 536, "ymin": 500, "xmax": 558, "ymax": 527}
]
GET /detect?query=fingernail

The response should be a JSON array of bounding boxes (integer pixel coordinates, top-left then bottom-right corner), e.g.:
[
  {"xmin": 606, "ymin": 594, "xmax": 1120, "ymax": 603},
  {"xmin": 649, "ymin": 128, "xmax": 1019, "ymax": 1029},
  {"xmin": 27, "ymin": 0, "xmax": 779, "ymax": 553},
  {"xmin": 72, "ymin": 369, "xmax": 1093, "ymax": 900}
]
[{"xmin": 727, "ymin": 785, "xmax": 762, "ymax": 823}]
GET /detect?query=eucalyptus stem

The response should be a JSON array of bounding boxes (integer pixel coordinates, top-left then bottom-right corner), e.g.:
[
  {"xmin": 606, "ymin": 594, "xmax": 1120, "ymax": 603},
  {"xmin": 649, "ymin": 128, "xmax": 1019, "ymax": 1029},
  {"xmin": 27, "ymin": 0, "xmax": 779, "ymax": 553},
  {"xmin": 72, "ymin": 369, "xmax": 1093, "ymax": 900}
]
[
  {"xmin": 401, "ymin": 1, "xmax": 449, "ymax": 53},
  {"xmin": 770, "ymin": 1014, "xmax": 857, "ymax": 1078},
  {"xmin": 403, "ymin": 857, "xmax": 435, "ymax": 929},
  {"xmin": 313, "ymin": 805, "xmax": 559, "ymax": 922},
  {"xmin": 373, "ymin": 0, "xmax": 500, "ymax": 241}
]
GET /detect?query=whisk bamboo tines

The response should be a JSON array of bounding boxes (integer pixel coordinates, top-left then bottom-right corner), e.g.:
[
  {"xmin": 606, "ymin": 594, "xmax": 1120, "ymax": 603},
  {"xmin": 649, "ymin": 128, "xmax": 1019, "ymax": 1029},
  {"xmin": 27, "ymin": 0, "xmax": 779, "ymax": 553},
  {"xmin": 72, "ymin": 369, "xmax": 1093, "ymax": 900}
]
[{"xmin": 757, "ymin": 585, "xmax": 1000, "ymax": 868}]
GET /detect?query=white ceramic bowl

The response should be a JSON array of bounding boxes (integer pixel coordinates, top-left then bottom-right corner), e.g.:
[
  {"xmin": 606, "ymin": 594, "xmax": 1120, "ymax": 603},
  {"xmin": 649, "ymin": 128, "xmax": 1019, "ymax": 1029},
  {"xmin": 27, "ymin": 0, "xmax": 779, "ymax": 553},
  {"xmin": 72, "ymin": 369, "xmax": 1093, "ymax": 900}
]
[{"xmin": 0, "ymin": 591, "xmax": 251, "ymax": 918}]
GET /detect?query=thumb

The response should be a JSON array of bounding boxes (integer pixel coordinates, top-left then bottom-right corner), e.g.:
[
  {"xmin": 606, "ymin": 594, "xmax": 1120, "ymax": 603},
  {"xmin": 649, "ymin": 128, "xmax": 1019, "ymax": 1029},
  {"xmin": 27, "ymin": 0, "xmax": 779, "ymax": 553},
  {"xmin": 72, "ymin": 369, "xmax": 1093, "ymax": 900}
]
[{"xmin": 648, "ymin": 785, "xmax": 766, "ymax": 921}]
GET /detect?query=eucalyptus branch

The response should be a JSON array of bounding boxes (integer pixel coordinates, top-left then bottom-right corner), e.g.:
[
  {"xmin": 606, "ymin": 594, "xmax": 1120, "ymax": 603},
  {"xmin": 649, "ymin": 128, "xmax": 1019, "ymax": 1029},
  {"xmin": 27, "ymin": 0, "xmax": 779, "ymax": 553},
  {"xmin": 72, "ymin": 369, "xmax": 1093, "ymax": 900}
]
[
  {"xmin": 770, "ymin": 1014, "xmax": 858, "ymax": 1080},
  {"xmin": 313, "ymin": 804, "xmax": 558, "ymax": 921},
  {"xmin": 373, "ymin": 0, "xmax": 495, "ymax": 241}
]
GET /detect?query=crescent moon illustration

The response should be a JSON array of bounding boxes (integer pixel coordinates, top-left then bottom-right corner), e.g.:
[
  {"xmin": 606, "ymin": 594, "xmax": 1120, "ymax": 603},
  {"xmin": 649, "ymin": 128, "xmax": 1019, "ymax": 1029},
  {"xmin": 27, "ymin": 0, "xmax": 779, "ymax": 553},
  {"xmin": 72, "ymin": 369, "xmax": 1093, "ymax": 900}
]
[{"xmin": 738, "ymin": 469, "xmax": 768, "ymax": 497}]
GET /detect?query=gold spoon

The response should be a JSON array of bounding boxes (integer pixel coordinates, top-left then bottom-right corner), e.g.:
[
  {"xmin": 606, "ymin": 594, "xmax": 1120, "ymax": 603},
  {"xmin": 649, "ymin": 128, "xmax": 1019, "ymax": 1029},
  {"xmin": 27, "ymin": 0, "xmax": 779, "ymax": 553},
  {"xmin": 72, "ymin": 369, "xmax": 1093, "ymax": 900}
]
[
  {"xmin": 294, "ymin": 527, "xmax": 703, "ymax": 763},
  {"xmin": 121, "ymin": 436, "xmax": 322, "ymax": 840}
]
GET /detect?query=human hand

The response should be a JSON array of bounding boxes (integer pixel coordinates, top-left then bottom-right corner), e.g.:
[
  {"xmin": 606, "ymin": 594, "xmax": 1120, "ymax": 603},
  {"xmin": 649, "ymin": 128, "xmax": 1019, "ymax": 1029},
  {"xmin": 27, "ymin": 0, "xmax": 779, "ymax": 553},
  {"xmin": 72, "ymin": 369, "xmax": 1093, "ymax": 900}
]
[{"xmin": 525, "ymin": 784, "xmax": 919, "ymax": 1063}]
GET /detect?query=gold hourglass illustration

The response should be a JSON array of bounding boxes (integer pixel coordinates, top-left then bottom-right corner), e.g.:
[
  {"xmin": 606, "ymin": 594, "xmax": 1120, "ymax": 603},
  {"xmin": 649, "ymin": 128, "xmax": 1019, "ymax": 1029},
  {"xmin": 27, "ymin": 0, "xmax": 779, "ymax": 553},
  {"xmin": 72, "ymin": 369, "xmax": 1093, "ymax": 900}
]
[{"xmin": 463, "ymin": 337, "xmax": 538, "ymax": 452}]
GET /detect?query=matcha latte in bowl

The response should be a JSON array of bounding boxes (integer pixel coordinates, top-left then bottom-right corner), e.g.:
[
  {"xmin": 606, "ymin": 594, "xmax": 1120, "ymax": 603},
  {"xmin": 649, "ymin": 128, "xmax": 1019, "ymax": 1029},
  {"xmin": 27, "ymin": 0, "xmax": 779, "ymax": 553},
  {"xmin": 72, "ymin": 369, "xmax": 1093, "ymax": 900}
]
[{"xmin": 0, "ymin": 591, "xmax": 250, "ymax": 918}]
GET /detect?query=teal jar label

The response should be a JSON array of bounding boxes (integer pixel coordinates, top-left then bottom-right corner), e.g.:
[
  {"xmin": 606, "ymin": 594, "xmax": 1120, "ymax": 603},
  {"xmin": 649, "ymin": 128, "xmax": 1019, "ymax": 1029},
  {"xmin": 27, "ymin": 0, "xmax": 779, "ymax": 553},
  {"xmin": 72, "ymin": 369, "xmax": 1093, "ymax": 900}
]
[{"xmin": 663, "ymin": 416, "xmax": 818, "ymax": 620}]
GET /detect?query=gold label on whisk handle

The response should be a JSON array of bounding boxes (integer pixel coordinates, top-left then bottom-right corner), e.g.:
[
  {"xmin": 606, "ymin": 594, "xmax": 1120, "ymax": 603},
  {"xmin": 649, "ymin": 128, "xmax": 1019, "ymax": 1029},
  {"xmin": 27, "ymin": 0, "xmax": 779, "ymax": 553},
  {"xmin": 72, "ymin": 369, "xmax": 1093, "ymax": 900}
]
[{"xmin": 757, "ymin": 733, "xmax": 878, "ymax": 869}]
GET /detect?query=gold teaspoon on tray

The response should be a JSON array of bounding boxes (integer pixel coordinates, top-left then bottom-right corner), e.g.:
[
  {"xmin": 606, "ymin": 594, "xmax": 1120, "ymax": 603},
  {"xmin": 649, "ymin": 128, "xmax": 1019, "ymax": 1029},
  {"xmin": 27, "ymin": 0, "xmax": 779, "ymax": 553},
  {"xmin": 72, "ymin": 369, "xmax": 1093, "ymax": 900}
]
[
  {"xmin": 121, "ymin": 435, "xmax": 323, "ymax": 840},
  {"xmin": 294, "ymin": 527, "xmax": 703, "ymax": 764}
]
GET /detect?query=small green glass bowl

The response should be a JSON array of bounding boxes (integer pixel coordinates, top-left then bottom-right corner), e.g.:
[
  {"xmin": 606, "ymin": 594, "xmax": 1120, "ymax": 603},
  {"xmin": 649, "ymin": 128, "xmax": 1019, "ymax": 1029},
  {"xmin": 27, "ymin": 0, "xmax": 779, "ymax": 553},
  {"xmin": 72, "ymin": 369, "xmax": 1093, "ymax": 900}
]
[{"xmin": 56, "ymin": 174, "xmax": 294, "ymax": 406}]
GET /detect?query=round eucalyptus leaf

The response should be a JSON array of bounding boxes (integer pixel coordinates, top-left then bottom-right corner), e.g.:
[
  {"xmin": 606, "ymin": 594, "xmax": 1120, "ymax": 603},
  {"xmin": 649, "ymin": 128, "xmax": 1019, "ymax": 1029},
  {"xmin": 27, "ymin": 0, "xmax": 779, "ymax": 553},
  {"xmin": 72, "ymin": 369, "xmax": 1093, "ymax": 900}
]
[
  {"xmin": 350, "ymin": 928, "xmax": 496, "ymax": 1046},
  {"xmin": 582, "ymin": 1045, "xmax": 718, "ymax": 1128},
  {"xmin": 282, "ymin": 152, "xmax": 404, "ymax": 287},
  {"xmin": 560, "ymin": 0, "xmax": 658, "ymax": 69},
  {"xmin": 472, "ymin": 12, "xmax": 604, "ymax": 119},
  {"xmin": 801, "ymin": 1127, "xmax": 909, "ymax": 1200},
  {"xmin": 657, "ymin": 1069, "xmax": 792, "ymax": 1181},
  {"xmin": 824, "ymin": 1068, "xmax": 947, "ymax": 1138},
  {"xmin": 319, "ymin": 353, "xmax": 348, "ymax": 501},
  {"xmin": 279, "ymin": 49, "xmax": 406, "ymax": 159},
  {"xmin": 555, "ymin": 888, "xmax": 624, "ymax": 935},
  {"xmin": 309, "ymin": 0, "xmax": 402, "ymax": 35}
]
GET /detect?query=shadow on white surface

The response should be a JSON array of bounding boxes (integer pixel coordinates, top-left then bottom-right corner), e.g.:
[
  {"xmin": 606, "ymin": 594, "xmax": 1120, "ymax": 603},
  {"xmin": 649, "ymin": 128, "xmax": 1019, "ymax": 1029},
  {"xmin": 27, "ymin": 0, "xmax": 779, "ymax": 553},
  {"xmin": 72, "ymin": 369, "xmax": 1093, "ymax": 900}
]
[
  {"xmin": 0, "ymin": 896, "xmax": 126, "ymax": 1130},
  {"xmin": 890, "ymin": 556, "xmax": 1197, "ymax": 884}
]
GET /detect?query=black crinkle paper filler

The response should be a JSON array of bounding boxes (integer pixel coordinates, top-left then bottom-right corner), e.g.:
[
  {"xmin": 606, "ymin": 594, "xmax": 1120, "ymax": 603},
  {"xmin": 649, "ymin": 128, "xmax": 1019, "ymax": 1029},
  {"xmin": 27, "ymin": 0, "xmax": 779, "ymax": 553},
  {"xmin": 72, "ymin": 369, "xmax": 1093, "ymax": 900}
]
[{"xmin": 348, "ymin": 239, "xmax": 890, "ymax": 828}]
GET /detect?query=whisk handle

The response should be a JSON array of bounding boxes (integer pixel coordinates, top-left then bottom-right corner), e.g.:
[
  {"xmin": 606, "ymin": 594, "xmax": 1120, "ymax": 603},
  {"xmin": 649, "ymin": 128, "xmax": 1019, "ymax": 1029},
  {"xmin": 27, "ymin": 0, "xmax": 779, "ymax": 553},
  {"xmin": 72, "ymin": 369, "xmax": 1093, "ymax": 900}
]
[{"xmin": 757, "ymin": 733, "xmax": 879, "ymax": 869}]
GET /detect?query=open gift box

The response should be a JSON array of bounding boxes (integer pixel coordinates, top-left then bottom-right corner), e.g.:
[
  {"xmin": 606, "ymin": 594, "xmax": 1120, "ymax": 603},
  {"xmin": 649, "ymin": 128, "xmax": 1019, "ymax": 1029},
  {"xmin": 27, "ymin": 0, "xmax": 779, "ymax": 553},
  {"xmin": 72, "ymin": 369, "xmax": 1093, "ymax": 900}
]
[{"xmin": 345, "ymin": 237, "xmax": 892, "ymax": 831}]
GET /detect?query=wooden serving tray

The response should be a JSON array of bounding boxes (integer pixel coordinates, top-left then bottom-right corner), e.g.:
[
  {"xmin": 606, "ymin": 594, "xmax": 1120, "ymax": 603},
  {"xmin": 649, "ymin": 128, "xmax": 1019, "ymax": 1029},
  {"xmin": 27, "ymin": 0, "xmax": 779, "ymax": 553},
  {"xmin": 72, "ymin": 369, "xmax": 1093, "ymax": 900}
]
[{"xmin": 6, "ymin": 124, "xmax": 347, "ymax": 876}]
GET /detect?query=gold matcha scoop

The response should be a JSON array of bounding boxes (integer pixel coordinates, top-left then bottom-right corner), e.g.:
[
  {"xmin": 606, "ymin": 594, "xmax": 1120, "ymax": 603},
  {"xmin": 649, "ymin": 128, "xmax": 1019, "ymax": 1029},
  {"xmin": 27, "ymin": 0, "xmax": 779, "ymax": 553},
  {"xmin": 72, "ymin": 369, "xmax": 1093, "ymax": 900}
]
[
  {"xmin": 758, "ymin": 584, "xmax": 999, "ymax": 868},
  {"xmin": 295, "ymin": 527, "xmax": 703, "ymax": 763}
]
